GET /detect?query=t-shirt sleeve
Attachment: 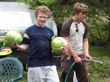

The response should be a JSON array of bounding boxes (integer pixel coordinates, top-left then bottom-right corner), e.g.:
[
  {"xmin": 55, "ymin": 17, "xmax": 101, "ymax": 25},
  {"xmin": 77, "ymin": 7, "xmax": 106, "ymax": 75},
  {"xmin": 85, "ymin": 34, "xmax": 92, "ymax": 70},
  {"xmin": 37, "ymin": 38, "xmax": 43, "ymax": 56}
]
[
  {"xmin": 22, "ymin": 29, "xmax": 30, "ymax": 44},
  {"xmin": 61, "ymin": 19, "xmax": 73, "ymax": 37},
  {"xmin": 83, "ymin": 22, "xmax": 89, "ymax": 38}
]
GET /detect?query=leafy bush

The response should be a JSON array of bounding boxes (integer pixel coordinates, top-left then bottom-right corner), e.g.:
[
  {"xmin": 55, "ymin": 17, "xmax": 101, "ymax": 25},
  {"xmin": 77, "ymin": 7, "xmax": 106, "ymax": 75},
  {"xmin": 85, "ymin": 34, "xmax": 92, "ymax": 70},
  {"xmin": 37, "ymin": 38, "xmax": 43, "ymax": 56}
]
[{"xmin": 89, "ymin": 56, "xmax": 110, "ymax": 78}]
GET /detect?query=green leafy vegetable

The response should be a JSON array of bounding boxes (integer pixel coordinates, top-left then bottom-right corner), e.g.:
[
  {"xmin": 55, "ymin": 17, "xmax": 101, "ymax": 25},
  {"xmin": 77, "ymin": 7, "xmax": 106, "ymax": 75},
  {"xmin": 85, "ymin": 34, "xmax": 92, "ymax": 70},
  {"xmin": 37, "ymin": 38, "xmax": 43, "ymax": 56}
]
[
  {"xmin": 51, "ymin": 37, "xmax": 67, "ymax": 54},
  {"xmin": 4, "ymin": 31, "xmax": 22, "ymax": 44}
]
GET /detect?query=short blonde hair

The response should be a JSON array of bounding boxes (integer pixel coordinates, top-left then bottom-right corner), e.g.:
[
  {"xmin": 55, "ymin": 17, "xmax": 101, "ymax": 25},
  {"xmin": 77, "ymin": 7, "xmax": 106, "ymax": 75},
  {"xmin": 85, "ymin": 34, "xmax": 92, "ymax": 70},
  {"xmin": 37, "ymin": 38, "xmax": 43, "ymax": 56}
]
[
  {"xmin": 35, "ymin": 6, "xmax": 50, "ymax": 17},
  {"xmin": 73, "ymin": 3, "xmax": 88, "ymax": 15}
]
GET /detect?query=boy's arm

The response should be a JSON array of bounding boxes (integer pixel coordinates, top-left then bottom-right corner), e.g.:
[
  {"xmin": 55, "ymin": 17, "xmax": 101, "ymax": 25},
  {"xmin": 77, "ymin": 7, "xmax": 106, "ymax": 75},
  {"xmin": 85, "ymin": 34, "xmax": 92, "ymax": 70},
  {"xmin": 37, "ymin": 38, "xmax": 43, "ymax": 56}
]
[
  {"xmin": 9, "ymin": 43, "xmax": 29, "ymax": 51},
  {"xmin": 63, "ymin": 37, "xmax": 82, "ymax": 63},
  {"xmin": 83, "ymin": 38, "xmax": 92, "ymax": 62}
]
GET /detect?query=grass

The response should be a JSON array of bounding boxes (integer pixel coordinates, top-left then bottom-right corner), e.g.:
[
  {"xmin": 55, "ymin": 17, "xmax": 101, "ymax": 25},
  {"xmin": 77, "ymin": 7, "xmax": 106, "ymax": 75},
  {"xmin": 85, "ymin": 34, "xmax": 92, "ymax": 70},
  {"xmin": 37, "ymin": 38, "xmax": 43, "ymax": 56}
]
[
  {"xmin": 91, "ymin": 76, "xmax": 110, "ymax": 82},
  {"xmin": 18, "ymin": 72, "xmax": 27, "ymax": 82},
  {"xmin": 89, "ymin": 45, "xmax": 110, "ymax": 57},
  {"xmin": 89, "ymin": 44, "xmax": 110, "ymax": 82},
  {"xmin": 18, "ymin": 45, "xmax": 110, "ymax": 82}
]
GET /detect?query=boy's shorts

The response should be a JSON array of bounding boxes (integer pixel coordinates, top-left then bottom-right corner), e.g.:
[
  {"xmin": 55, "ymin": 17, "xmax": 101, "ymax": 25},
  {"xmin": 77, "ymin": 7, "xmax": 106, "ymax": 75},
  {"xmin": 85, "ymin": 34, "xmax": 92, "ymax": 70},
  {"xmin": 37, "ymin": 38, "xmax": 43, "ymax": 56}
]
[{"xmin": 28, "ymin": 65, "xmax": 60, "ymax": 82}]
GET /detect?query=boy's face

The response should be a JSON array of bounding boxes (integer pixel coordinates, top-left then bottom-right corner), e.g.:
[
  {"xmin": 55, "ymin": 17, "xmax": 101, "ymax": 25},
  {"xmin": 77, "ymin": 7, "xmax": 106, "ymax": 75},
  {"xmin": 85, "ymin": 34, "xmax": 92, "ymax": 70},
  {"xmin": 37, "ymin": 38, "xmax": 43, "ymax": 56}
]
[
  {"xmin": 76, "ymin": 12, "xmax": 87, "ymax": 21},
  {"xmin": 36, "ymin": 13, "xmax": 48, "ymax": 27}
]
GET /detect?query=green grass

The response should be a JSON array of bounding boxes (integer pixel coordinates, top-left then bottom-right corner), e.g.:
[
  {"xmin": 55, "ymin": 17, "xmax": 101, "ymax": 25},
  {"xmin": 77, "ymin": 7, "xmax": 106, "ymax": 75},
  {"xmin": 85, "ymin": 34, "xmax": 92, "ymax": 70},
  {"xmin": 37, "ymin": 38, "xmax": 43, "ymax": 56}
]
[
  {"xmin": 89, "ymin": 45, "xmax": 110, "ymax": 82},
  {"xmin": 18, "ymin": 45, "xmax": 110, "ymax": 82},
  {"xmin": 18, "ymin": 72, "xmax": 27, "ymax": 82},
  {"xmin": 89, "ymin": 45, "xmax": 110, "ymax": 57},
  {"xmin": 91, "ymin": 76, "xmax": 110, "ymax": 82}
]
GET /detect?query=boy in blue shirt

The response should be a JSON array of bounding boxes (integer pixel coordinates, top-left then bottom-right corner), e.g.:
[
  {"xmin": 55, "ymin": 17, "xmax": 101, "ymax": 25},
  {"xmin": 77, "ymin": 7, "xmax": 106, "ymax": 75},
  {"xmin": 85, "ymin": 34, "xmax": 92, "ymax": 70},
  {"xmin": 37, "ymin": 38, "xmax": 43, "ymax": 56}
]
[{"xmin": 9, "ymin": 6, "xmax": 60, "ymax": 82}]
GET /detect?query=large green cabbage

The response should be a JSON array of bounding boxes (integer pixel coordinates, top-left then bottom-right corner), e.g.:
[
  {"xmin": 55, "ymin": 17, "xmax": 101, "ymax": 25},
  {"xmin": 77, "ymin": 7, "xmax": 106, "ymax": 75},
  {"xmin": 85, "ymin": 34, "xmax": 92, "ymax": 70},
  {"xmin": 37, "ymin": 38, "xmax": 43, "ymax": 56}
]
[
  {"xmin": 4, "ymin": 31, "xmax": 22, "ymax": 44},
  {"xmin": 51, "ymin": 37, "xmax": 67, "ymax": 54}
]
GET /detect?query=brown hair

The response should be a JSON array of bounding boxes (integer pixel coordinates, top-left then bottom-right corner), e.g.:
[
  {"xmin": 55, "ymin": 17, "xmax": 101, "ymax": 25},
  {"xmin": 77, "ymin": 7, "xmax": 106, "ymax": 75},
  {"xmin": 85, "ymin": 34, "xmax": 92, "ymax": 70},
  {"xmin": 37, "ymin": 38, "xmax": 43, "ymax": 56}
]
[
  {"xmin": 35, "ymin": 6, "xmax": 50, "ymax": 17},
  {"xmin": 73, "ymin": 3, "xmax": 88, "ymax": 16}
]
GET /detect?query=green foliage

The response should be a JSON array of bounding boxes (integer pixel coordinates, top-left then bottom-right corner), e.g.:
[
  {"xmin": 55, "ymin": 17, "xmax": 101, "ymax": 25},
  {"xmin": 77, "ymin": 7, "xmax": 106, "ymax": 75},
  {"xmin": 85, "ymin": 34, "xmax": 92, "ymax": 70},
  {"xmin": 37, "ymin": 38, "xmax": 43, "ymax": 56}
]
[
  {"xmin": 87, "ymin": 45, "xmax": 110, "ymax": 81},
  {"xmin": 89, "ymin": 45, "xmax": 110, "ymax": 79},
  {"xmin": 37, "ymin": 0, "xmax": 56, "ymax": 6},
  {"xmin": 17, "ymin": 0, "xmax": 110, "ymax": 40},
  {"xmin": 86, "ymin": 8, "xmax": 109, "ymax": 26},
  {"xmin": 89, "ymin": 56, "xmax": 110, "ymax": 78},
  {"xmin": 88, "ymin": 24, "xmax": 109, "ymax": 42},
  {"xmin": 17, "ymin": 0, "xmax": 27, "ymax": 2},
  {"xmin": 86, "ymin": 8, "xmax": 109, "ymax": 42}
]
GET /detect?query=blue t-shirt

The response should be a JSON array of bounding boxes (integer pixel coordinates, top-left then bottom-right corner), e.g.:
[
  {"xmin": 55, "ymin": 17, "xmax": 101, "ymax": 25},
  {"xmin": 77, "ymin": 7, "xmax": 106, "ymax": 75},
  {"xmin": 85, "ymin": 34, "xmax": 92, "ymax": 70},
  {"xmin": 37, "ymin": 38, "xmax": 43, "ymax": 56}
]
[{"xmin": 22, "ymin": 25, "xmax": 55, "ymax": 67}]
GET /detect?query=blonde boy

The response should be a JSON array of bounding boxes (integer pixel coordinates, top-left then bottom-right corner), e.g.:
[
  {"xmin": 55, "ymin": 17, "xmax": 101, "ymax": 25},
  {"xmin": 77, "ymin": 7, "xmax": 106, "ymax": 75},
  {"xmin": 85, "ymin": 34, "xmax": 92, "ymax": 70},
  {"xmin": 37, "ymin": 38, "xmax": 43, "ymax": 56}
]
[{"xmin": 9, "ymin": 6, "xmax": 60, "ymax": 82}]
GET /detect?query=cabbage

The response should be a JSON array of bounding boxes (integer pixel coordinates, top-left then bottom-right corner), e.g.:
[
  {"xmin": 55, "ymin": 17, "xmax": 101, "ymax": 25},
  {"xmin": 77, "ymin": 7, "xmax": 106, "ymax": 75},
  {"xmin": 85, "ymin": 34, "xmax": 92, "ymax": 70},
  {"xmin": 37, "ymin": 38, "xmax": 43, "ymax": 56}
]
[
  {"xmin": 51, "ymin": 37, "xmax": 67, "ymax": 54},
  {"xmin": 4, "ymin": 31, "xmax": 22, "ymax": 44}
]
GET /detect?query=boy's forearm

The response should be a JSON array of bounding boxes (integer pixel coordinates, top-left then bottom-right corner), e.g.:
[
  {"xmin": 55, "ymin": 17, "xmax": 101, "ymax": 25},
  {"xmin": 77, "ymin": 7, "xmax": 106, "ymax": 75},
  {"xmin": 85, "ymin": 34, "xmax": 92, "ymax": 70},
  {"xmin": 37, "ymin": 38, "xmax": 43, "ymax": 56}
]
[
  {"xmin": 63, "ymin": 37, "xmax": 78, "ymax": 58},
  {"xmin": 83, "ymin": 38, "xmax": 89, "ymax": 56},
  {"xmin": 68, "ymin": 43, "xmax": 78, "ymax": 58},
  {"xmin": 16, "ymin": 44, "xmax": 29, "ymax": 51}
]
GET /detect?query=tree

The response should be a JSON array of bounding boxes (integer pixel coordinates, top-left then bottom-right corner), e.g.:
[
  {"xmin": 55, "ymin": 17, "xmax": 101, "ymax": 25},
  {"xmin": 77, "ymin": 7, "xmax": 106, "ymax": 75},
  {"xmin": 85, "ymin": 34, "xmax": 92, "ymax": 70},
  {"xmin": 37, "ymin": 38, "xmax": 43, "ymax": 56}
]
[
  {"xmin": 84, "ymin": 0, "xmax": 110, "ymax": 41},
  {"xmin": 17, "ymin": 0, "xmax": 110, "ymax": 41}
]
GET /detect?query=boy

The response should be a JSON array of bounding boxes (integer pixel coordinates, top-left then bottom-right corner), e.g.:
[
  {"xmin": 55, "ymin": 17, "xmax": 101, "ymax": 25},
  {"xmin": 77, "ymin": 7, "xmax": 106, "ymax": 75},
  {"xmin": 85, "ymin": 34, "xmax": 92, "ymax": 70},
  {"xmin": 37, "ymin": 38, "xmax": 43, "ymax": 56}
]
[
  {"xmin": 61, "ymin": 3, "xmax": 92, "ymax": 82},
  {"xmin": 9, "ymin": 6, "xmax": 60, "ymax": 82}
]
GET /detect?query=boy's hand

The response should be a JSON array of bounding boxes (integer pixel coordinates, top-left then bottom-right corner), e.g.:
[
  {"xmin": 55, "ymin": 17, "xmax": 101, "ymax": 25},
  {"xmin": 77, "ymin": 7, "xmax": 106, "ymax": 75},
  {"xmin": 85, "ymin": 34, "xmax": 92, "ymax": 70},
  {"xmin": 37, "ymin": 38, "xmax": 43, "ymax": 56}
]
[
  {"xmin": 85, "ymin": 55, "xmax": 92, "ymax": 62},
  {"xmin": 62, "ymin": 45, "xmax": 68, "ymax": 54},
  {"xmin": 74, "ymin": 56, "xmax": 82, "ymax": 63},
  {"xmin": 8, "ymin": 43, "xmax": 18, "ymax": 48}
]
